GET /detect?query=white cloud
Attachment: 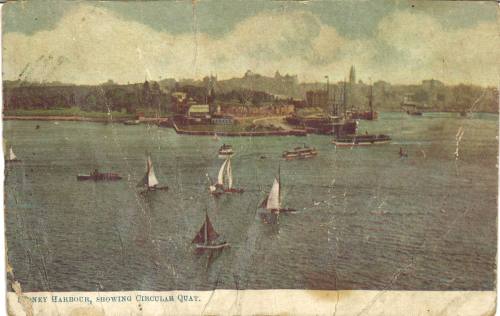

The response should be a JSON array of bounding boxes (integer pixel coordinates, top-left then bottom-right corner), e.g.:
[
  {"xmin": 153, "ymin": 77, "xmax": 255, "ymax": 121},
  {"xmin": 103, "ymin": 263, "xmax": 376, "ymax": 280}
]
[
  {"xmin": 374, "ymin": 10, "xmax": 500, "ymax": 85},
  {"xmin": 3, "ymin": 5, "xmax": 498, "ymax": 85}
]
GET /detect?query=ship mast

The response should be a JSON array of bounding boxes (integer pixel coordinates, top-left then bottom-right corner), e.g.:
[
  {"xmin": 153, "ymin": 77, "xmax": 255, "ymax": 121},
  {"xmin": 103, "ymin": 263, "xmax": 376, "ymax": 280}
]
[
  {"xmin": 278, "ymin": 164, "xmax": 281, "ymax": 207},
  {"xmin": 369, "ymin": 84, "xmax": 374, "ymax": 116},
  {"xmin": 342, "ymin": 80, "xmax": 347, "ymax": 118}
]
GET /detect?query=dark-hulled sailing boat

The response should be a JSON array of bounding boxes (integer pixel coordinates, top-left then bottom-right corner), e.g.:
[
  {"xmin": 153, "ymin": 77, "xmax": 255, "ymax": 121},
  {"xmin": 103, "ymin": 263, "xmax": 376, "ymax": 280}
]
[
  {"xmin": 137, "ymin": 155, "xmax": 168, "ymax": 193},
  {"xmin": 192, "ymin": 212, "xmax": 230, "ymax": 254}
]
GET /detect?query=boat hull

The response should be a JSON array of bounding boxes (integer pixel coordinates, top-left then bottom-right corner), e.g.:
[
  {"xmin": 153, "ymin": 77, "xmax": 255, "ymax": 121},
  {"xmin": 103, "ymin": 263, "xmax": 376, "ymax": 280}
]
[
  {"xmin": 282, "ymin": 146, "xmax": 318, "ymax": 160},
  {"xmin": 332, "ymin": 134, "xmax": 391, "ymax": 147},
  {"xmin": 212, "ymin": 187, "xmax": 244, "ymax": 196},
  {"xmin": 223, "ymin": 188, "xmax": 244, "ymax": 193},
  {"xmin": 332, "ymin": 140, "xmax": 391, "ymax": 147},
  {"xmin": 140, "ymin": 186, "xmax": 169, "ymax": 194},
  {"xmin": 218, "ymin": 153, "xmax": 233, "ymax": 159},
  {"xmin": 77, "ymin": 174, "xmax": 122, "ymax": 181},
  {"xmin": 5, "ymin": 159, "xmax": 21, "ymax": 163},
  {"xmin": 195, "ymin": 242, "xmax": 230, "ymax": 250}
]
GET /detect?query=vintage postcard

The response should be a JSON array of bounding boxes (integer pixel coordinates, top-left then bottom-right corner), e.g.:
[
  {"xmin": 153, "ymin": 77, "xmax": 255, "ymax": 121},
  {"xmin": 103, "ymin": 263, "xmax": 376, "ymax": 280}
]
[{"xmin": 2, "ymin": 0, "xmax": 498, "ymax": 315}]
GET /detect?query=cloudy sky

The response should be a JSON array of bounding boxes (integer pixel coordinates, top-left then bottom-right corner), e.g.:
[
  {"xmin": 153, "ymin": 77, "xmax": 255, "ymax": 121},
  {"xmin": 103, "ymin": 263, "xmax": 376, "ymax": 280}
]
[{"xmin": 2, "ymin": 0, "xmax": 499, "ymax": 86}]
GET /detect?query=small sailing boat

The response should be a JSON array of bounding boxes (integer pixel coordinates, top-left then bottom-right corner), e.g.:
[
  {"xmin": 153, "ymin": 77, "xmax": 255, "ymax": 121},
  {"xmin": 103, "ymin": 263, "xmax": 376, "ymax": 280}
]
[
  {"xmin": 260, "ymin": 166, "xmax": 296, "ymax": 221},
  {"xmin": 213, "ymin": 133, "xmax": 220, "ymax": 141},
  {"xmin": 210, "ymin": 158, "xmax": 244, "ymax": 196},
  {"xmin": 5, "ymin": 147, "xmax": 20, "ymax": 163},
  {"xmin": 137, "ymin": 155, "xmax": 168, "ymax": 193},
  {"xmin": 192, "ymin": 212, "xmax": 230, "ymax": 254},
  {"xmin": 399, "ymin": 147, "xmax": 408, "ymax": 159}
]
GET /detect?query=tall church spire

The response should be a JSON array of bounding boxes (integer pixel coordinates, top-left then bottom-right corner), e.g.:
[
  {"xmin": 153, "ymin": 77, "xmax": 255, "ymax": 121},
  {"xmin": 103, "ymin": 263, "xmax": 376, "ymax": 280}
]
[{"xmin": 349, "ymin": 65, "xmax": 356, "ymax": 85}]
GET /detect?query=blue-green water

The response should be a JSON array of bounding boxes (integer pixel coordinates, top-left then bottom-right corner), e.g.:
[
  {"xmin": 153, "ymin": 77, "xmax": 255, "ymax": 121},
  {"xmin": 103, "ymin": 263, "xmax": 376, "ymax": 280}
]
[{"xmin": 4, "ymin": 112, "xmax": 498, "ymax": 291}]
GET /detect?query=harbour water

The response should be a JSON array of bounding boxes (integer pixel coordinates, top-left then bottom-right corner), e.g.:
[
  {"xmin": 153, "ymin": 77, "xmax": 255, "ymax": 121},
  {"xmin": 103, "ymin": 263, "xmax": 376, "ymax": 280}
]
[{"xmin": 4, "ymin": 112, "xmax": 497, "ymax": 291}]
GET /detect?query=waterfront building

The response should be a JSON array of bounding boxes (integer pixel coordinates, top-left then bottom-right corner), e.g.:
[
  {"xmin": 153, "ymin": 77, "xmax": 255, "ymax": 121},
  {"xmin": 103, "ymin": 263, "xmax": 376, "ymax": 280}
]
[{"xmin": 306, "ymin": 90, "xmax": 328, "ymax": 107}]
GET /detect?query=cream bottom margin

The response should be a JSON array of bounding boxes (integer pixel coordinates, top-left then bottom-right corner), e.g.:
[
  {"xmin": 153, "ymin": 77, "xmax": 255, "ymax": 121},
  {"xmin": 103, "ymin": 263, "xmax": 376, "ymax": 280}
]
[{"xmin": 6, "ymin": 290, "xmax": 496, "ymax": 316}]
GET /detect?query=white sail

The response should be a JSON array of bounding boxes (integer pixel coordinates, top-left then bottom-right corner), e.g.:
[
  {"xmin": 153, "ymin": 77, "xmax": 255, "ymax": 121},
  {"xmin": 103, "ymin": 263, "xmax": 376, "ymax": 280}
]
[
  {"xmin": 226, "ymin": 159, "xmax": 233, "ymax": 189},
  {"xmin": 147, "ymin": 156, "xmax": 159, "ymax": 187},
  {"xmin": 217, "ymin": 159, "xmax": 228, "ymax": 186},
  {"xmin": 9, "ymin": 147, "xmax": 16, "ymax": 161},
  {"xmin": 266, "ymin": 178, "xmax": 280, "ymax": 210}
]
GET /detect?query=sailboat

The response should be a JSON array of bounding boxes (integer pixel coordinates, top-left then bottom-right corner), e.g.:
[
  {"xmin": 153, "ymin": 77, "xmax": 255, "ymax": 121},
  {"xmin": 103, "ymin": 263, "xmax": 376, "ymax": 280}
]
[
  {"xmin": 192, "ymin": 212, "xmax": 230, "ymax": 254},
  {"xmin": 5, "ymin": 147, "xmax": 20, "ymax": 163},
  {"xmin": 210, "ymin": 158, "xmax": 244, "ymax": 196},
  {"xmin": 137, "ymin": 155, "xmax": 168, "ymax": 193},
  {"xmin": 260, "ymin": 166, "xmax": 296, "ymax": 215}
]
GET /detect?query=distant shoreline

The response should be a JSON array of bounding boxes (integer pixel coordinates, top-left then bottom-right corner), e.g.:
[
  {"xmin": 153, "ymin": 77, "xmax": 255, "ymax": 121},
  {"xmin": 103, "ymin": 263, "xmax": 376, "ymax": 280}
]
[
  {"xmin": 3, "ymin": 111, "xmax": 497, "ymax": 123},
  {"xmin": 2, "ymin": 115, "xmax": 169, "ymax": 123},
  {"xmin": 3, "ymin": 115, "xmax": 122, "ymax": 122}
]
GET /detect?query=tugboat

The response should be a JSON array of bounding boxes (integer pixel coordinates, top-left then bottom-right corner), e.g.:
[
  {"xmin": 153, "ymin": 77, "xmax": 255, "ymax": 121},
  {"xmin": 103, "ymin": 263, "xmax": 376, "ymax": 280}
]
[
  {"xmin": 218, "ymin": 144, "xmax": 233, "ymax": 158},
  {"xmin": 77, "ymin": 169, "xmax": 122, "ymax": 181},
  {"xmin": 209, "ymin": 158, "xmax": 244, "ymax": 196},
  {"xmin": 192, "ymin": 211, "xmax": 230, "ymax": 260},
  {"xmin": 282, "ymin": 144, "xmax": 318, "ymax": 160},
  {"xmin": 332, "ymin": 134, "xmax": 391, "ymax": 147},
  {"xmin": 5, "ymin": 147, "xmax": 21, "ymax": 163},
  {"xmin": 137, "ymin": 154, "xmax": 168, "ymax": 193}
]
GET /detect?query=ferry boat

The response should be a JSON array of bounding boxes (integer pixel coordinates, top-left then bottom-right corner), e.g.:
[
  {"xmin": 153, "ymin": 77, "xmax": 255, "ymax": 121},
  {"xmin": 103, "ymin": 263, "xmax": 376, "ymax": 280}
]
[
  {"xmin": 218, "ymin": 144, "xmax": 233, "ymax": 158},
  {"xmin": 282, "ymin": 144, "xmax": 318, "ymax": 160},
  {"xmin": 77, "ymin": 169, "xmax": 122, "ymax": 181},
  {"xmin": 332, "ymin": 134, "xmax": 391, "ymax": 147}
]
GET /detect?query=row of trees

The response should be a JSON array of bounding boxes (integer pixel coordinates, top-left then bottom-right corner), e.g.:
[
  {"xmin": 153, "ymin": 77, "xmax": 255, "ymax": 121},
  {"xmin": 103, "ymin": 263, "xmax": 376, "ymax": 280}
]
[
  {"xmin": 4, "ymin": 80, "xmax": 170, "ymax": 114},
  {"xmin": 3, "ymin": 79, "xmax": 499, "ymax": 114}
]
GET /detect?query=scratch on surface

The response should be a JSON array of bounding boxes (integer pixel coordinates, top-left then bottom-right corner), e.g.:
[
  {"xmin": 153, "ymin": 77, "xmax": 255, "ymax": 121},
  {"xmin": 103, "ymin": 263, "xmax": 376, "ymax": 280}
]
[
  {"xmin": 191, "ymin": 0, "xmax": 199, "ymax": 76},
  {"xmin": 355, "ymin": 260, "xmax": 414, "ymax": 316},
  {"xmin": 200, "ymin": 277, "xmax": 221, "ymax": 315},
  {"xmin": 454, "ymin": 126, "xmax": 464, "ymax": 176},
  {"xmin": 7, "ymin": 251, "xmax": 34, "ymax": 316}
]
